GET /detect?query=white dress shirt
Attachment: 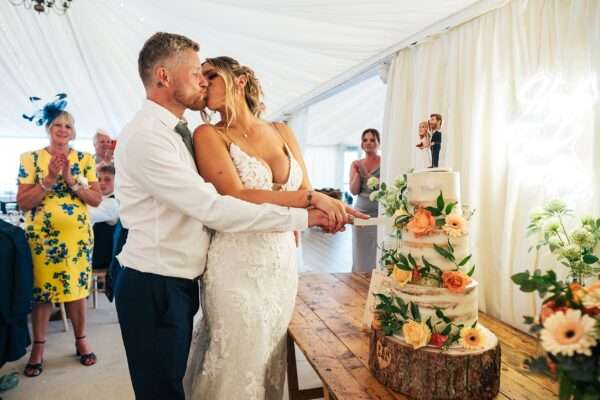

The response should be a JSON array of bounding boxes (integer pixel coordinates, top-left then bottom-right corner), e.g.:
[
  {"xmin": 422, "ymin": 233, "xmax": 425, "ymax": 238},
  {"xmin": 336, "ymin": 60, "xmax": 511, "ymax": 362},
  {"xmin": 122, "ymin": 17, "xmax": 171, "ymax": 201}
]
[
  {"xmin": 88, "ymin": 193, "xmax": 119, "ymax": 225},
  {"xmin": 115, "ymin": 100, "xmax": 308, "ymax": 279}
]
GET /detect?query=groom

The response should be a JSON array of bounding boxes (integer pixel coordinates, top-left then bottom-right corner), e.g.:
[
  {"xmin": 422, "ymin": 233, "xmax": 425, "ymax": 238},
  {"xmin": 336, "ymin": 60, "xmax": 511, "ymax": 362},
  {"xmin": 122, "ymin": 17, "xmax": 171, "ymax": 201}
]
[{"xmin": 114, "ymin": 32, "xmax": 349, "ymax": 400}]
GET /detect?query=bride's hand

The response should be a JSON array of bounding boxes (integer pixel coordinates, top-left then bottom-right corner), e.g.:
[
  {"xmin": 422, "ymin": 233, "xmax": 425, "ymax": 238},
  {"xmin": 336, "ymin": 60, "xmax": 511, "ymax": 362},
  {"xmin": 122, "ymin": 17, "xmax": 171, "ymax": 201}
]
[{"xmin": 310, "ymin": 191, "xmax": 347, "ymax": 232}]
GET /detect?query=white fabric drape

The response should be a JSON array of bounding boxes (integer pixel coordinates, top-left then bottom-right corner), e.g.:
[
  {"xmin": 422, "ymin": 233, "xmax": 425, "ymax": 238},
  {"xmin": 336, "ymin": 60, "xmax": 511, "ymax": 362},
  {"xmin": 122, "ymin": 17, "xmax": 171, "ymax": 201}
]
[
  {"xmin": 0, "ymin": 0, "xmax": 480, "ymax": 139},
  {"xmin": 382, "ymin": 0, "xmax": 600, "ymax": 329}
]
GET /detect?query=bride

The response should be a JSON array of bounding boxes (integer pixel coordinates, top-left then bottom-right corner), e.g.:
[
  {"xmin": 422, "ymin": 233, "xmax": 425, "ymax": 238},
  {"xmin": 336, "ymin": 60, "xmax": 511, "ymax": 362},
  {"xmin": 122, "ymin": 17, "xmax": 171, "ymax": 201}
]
[{"xmin": 184, "ymin": 56, "xmax": 362, "ymax": 399}]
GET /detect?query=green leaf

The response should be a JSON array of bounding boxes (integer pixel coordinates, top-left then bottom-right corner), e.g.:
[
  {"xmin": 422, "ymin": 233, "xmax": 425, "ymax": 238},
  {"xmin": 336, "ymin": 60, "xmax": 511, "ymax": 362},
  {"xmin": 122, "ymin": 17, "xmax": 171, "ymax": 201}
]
[
  {"xmin": 466, "ymin": 265, "xmax": 475, "ymax": 277},
  {"xmin": 583, "ymin": 254, "xmax": 599, "ymax": 264},
  {"xmin": 523, "ymin": 316, "xmax": 535, "ymax": 325},
  {"xmin": 511, "ymin": 271, "xmax": 531, "ymax": 285},
  {"xmin": 559, "ymin": 372, "xmax": 574, "ymax": 400},
  {"xmin": 436, "ymin": 191, "xmax": 444, "ymax": 211},
  {"xmin": 435, "ymin": 308, "xmax": 444, "ymax": 319},
  {"xmin": 441, "ymin": 324, "xmax": 452, "ymax": 336},
  {"xmin": 445, "ymin": 202, "xmax": 456, "ymax": 215},
  {"xmin": 397, "ymin": 254, "xmax": 410, "ymax": 269},
  {"xmin": 458, "ymin": 254, "xmax": 472, "ymax": 267},
  {"xmin": 410, "ymin": 302, "xmax": 421, "ymax": 322},
  {"xmin": 426, "ymin": 317, "xmax": 433, "ymax": 331},
  {"xmin": 447, "ymin": 238, "xmax": 454, "ymax": 254},
  {"xmin": 426, "ymin": 206, "xmax": 442, "ymax": 217},
  {"xmin": 408, "ymin": 253, "xmax": 417, "ymax": 268},
  {"xmin": 471, "ymin": 320, "xmax": 478, "ymax": 328},
  {"xmin": 433, "ymin": 244, "xmax": 455, "ymax": 262},
  {"xmin": 520, "ymin": 280, "xmax": 538, "ymax": 292}
]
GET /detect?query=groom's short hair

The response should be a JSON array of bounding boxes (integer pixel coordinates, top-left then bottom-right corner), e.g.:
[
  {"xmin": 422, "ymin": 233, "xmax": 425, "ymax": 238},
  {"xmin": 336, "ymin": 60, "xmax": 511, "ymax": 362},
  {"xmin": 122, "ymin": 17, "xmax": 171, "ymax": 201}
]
[{"xmin": 138, "ymin": 32, "xmax": 199, "ymax": 87}]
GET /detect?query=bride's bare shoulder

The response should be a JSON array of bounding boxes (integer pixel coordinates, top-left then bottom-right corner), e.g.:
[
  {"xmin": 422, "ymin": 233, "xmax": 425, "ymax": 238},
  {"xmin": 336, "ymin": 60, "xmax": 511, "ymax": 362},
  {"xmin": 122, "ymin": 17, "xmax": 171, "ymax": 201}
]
[{"xmin": 193, "ymin": 123, "xmax": 229, "ymax": 146}]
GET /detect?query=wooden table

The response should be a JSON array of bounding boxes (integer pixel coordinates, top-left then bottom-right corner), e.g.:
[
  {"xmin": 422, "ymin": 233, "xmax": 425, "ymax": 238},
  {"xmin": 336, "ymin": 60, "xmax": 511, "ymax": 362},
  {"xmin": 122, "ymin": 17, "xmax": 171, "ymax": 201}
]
[{"xmin": 287, "ymin": 273, "xmax": 558, "ymax": 400}]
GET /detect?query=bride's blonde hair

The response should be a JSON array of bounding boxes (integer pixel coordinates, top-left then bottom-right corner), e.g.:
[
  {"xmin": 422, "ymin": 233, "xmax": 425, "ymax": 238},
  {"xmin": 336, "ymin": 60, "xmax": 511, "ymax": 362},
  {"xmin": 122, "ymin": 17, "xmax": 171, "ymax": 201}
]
[{"xmin": 201, "ymin": 56, "xmax": 265, "ymax": 125}]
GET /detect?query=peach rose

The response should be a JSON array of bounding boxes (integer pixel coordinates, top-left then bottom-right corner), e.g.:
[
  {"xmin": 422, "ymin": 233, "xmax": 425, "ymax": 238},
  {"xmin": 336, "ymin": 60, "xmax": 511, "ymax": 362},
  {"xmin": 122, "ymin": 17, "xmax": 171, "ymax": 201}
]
[
  {"xmin": 406, "ymin": 208, "xmax": 436, "ymax": 237},
  {"xmin": 442, "ymin": 271, "xmax": 471, "ymax": 294},
  {"xmin": 403, "ymin": 320, "xmax": 431, "ymax": 349},
  {"xmin": 391, "ymin": 266, "xmax": 412, "ymax": 287},
  {"xmin": 583, "ymin": 282, "xmax": 600, "ymax": 311}
]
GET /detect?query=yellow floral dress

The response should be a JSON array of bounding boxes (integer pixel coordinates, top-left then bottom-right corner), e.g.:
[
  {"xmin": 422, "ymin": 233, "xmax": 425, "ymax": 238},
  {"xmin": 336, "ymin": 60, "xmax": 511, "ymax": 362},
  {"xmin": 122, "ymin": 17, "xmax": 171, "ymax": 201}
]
[{"xmin": 17, "ymin": 148, "xmax": 97, "ymax": 303}]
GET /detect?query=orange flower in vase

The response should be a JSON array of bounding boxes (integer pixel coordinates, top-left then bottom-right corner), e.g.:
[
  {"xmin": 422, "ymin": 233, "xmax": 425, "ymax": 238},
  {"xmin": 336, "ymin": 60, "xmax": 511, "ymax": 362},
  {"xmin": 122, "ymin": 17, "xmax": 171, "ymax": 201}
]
[
  {"xmin": 442, "ymin": 271, "xmax": 471, "ymax": 293},
  {"xmin": 540, "ymin": 300, "xmax": 569, "ymax": 324},
  {"xmin": 407, "ymin": 208, "xmax": 436, "ymax": 237}
]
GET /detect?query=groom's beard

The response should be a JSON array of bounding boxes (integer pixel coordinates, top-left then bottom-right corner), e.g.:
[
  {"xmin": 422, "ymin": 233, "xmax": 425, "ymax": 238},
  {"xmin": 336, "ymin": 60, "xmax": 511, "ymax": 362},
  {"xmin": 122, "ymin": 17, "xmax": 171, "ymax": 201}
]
[{"xmin": 175, "ymin": 89, "xmax": 207, "ymax": 111}]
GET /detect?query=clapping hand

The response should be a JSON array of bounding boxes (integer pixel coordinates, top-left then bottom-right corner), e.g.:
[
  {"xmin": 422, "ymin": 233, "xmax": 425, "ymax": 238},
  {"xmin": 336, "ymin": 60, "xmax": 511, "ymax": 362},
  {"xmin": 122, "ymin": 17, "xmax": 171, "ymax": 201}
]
[
  {"xmin": 61, "ymin": 156, "xmax": 75, "ymax": 187},
  {"xmin": 47, "ymin": 154, "xmax": 65, "ymax": 183}
]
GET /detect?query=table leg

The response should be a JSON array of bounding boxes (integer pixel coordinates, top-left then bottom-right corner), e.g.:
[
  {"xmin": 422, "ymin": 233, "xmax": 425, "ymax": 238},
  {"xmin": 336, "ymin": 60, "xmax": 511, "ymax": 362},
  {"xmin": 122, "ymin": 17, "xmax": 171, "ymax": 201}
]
[{"xmin": 287, "ymin": 333, "xmax": 325, "ymax": 400}]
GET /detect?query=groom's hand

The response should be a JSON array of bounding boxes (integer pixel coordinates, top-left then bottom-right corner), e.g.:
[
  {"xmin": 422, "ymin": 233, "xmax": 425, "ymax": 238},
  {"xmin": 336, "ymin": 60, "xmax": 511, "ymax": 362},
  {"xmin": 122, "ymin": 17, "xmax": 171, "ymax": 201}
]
[{"xmin": 308, "ymin": 208, "xmax": 336, "ymax": 233}]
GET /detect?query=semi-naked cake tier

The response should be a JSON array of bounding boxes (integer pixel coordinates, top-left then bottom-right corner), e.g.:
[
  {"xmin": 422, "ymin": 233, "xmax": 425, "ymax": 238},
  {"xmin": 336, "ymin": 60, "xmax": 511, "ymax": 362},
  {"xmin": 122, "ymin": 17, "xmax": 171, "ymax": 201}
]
[
  {"xmin": 406, "ymin": 168, "xmax": 461, "ymax": 208},
  {"xmin": 399, "ymin": 230, "xmax": 469, "ymax": 271},
  {"xmin": 392, "ymin": 281, "xmax": 478, "ymax": 328}
]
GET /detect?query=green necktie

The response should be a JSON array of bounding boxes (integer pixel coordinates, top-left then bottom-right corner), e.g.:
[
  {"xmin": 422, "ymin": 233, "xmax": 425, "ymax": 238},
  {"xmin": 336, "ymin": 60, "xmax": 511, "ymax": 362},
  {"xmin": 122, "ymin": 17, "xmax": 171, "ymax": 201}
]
[{"xmin": 174, "ymin": 120, "xmax": 194, "ymax": 157}]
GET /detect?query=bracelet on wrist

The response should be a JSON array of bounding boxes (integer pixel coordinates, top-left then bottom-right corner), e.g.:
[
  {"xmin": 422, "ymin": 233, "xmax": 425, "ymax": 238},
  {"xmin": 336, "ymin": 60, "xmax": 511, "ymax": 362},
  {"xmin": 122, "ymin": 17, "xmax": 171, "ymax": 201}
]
[
  {"xmin": 70, "ymin": 183, "xmax": 82, "ymax": 193},
  {"xmin": 39, "ymin": 181, "xmax": 49, "ymax": 191},
  {"xmin": 307, "ymin": 190, "xmax": 313, "ymax": 207}
]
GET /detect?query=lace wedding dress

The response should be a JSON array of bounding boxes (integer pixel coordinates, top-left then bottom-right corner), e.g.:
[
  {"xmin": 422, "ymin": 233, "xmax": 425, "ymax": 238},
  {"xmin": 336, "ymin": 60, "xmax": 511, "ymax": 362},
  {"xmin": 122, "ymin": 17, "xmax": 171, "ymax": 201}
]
[{"xmin": 184, "ymin": 142, "xmax": 304, "ymax": 400}]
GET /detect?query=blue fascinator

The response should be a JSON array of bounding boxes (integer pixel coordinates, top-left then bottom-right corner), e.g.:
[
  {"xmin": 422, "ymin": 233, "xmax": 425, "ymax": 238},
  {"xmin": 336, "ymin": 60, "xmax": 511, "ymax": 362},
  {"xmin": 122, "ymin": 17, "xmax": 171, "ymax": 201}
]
[{"xmin": 22, "ymin": 93, "xmax": 68, "ymax": 126}]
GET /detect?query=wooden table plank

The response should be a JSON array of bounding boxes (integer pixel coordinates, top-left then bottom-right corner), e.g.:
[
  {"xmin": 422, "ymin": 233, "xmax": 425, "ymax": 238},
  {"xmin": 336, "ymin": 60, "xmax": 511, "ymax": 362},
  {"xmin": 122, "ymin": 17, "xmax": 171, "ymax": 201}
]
[
  {"xmin": 290, "ymin": 297, "xmax": 399, "ymax": 399},
  {"xmin": 289, "ymin": 273, "xmax": 557, "ymax": 400}
]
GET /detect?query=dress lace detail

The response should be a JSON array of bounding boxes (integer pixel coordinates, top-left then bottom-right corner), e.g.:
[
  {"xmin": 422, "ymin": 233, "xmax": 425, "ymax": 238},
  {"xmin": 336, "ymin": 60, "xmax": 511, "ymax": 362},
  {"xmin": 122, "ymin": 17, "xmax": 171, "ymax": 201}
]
[{"xmin": 185, "ymin": 142, "xmax": 303, "ymax": 400}]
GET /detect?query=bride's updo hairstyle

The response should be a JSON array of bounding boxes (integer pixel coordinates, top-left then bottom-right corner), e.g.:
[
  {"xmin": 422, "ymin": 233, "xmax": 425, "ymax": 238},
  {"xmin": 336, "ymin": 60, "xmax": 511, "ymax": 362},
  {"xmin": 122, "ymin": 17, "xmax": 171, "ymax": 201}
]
[{"xmin": 201, "ymin": 56, "xmax": 265, "ymax": 124}]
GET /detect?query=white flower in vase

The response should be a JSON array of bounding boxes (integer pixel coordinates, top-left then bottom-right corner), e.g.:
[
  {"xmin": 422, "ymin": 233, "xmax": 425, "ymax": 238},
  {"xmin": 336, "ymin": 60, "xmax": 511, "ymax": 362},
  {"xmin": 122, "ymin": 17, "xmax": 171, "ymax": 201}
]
[{"xmin": 540, "ymin": 309, "xmax": 597, "ymax": 356}]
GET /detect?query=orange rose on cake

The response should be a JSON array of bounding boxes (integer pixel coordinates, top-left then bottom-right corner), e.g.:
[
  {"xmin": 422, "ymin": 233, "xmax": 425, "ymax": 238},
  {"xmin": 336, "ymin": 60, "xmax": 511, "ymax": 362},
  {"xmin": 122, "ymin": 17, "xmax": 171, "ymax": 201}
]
[
  {"xmin": 403, "ymin": 320, "xmax": 431, "ymax": 349},
  {"xmin": 442, "ymin": 271, "xmax": 471, "ymax": 293},
  {"xmin": 407, "ymin": 208, "xmax": 436, "ymax": 237}
]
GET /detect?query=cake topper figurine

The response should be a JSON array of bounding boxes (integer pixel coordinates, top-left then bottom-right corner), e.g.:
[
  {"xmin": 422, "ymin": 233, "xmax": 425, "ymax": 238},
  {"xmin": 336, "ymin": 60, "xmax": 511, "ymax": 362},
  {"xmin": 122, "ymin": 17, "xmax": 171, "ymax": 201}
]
[
  {"xmin": 428, "ymin": 113, "xmax": 443, "ymax": 168},
  {"xmin": 416, "ymin": 120, "xmax": 431, "ymax": 167}
]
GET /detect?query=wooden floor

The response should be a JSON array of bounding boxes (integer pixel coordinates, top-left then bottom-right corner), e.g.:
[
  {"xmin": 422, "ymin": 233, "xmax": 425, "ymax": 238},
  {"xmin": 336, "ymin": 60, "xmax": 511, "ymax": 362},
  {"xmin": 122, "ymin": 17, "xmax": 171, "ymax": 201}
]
[{"xmin": 300, "ymin": 228, "xmax": 353, "ymax": 273}]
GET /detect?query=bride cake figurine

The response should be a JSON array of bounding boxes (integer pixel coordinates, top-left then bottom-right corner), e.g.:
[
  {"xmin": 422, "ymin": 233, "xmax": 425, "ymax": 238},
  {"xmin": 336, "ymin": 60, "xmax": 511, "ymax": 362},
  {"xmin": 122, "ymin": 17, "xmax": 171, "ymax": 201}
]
[
  {"xmin": 415, "ymin": 121, "xmax": 432, "ymax": 167},
  {"xmin": 415, "ymin": 120, "xmax": 430, "ymax": 149}
]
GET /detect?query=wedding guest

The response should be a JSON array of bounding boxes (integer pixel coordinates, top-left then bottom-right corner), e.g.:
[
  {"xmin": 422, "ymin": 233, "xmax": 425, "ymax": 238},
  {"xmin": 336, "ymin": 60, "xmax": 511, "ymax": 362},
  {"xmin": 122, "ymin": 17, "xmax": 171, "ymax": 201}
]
[
  {"xmin": 17, "ymin": 109, "xmax": 102, "ymax": 377},
  {"xmin": 89, "ymin": 164, "xmax": 119, "ymax": 271},
  {"xmin": 349, "ymin": 128, "xmax": 381, "ymax": 272},
  {"xmin": 429, "ymin": 113, "xmax": 443, "ymax": 168},
  {"xmin": 93, "ymin": 129, "xmax": 114, "ymax": 167}
]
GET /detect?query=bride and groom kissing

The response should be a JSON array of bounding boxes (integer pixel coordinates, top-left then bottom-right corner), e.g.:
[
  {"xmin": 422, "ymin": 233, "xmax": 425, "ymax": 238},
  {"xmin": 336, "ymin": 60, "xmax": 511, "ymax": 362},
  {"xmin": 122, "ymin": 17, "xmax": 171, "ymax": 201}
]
[{"xmin": 113, "ymin": 32, "xmax": 366, "ymax": 399}]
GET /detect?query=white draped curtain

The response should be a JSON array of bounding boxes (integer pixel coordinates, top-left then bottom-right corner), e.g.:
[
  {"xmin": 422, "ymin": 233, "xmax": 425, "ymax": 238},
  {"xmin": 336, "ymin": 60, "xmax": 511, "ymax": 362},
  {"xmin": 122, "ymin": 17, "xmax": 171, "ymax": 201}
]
[{"xmin": 382, "ymin": 0, "xmax": 600, "ymax": 329}]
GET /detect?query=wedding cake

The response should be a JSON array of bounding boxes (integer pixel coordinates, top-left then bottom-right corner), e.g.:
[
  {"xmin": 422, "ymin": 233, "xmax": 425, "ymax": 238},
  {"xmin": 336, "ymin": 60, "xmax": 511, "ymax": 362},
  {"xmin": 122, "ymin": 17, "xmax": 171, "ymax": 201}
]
[{"xmin": 365, "ymin": 168, "xmax": 501, "ymax": 400}]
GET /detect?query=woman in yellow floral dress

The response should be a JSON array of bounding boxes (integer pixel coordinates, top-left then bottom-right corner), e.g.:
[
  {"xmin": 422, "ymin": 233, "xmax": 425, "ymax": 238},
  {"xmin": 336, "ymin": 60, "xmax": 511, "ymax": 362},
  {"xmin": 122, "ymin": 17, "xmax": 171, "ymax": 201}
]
[{"xmin": 17, "ymin": 110, "xmax": 102, "ymax": 377}]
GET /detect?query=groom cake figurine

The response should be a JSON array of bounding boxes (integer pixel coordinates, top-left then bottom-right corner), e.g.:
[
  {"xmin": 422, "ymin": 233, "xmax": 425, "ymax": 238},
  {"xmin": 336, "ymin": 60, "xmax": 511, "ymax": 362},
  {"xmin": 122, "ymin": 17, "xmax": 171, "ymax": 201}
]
[
  {"xmin": 429, "ymin": 113, "xmax": 443, "ymax": 168},
  {"xmin": 113, "ymin": 32, "xmax": 353, "ymax": 400}
]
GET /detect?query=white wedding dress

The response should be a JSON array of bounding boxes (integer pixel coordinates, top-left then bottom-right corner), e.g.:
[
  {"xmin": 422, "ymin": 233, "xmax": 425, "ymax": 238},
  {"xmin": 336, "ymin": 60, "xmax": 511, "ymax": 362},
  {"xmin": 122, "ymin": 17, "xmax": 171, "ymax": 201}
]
[{"xmin": 184, "ymin": 142, "xmax": 303, "ymax": 400}]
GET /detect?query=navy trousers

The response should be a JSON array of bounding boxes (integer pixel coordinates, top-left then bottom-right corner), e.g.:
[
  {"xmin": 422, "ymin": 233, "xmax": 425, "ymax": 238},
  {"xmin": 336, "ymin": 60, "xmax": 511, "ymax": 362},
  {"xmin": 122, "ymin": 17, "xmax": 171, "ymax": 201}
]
[
  {"xmin": 115, "ymin": 267, "xmax": 199, "ymax": 400},
  {"xmin": 431, "ymin": 144, "xmax": 441, "ymax": 167}
]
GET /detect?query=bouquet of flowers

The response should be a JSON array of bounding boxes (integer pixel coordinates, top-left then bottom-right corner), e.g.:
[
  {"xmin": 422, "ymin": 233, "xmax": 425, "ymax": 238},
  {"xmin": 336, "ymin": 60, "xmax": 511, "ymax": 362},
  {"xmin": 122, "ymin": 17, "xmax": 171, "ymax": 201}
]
[{"xmin": 511, "ymin": 200, "xmax": 600, "ymax": 400}]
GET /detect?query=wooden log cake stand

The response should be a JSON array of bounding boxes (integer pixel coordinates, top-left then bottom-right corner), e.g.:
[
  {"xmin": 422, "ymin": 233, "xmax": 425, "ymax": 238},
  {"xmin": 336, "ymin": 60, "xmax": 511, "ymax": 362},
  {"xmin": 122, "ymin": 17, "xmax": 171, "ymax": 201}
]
[{"xmin": 369, "ymin": 325, "xmax": 501, "ymax": 400}]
